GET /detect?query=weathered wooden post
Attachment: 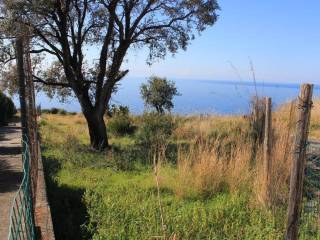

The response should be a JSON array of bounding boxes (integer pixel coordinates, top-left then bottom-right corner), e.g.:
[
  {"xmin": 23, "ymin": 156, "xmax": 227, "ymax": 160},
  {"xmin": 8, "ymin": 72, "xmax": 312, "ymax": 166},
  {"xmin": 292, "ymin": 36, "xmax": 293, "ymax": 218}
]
[
  {"xmin": 285, "ymin": 84, "xmax": 313, "ymax": 240},
  {"xmin": 263, "ymin": 97, "xmax": 272, "ymax": 205}
]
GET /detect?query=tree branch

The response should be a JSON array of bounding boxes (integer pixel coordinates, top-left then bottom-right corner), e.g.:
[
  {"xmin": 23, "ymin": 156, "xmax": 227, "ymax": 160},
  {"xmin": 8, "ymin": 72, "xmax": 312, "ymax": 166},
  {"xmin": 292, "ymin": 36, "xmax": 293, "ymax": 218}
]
[
  {"xmin": 1, "ymin": 56, "xmax": 16, "ymax": 64},
  {"xmin": 133, "ymin": 12, "xmax": 194, "ymax": 40},
  {"xmin": 95, "ymin": 0, "xmax": 119, "ymax": 103},
  {"xmin": 33, "ymin": 75, "xmax": 71, "ymax": 87},
  {"xmin": 30, "ymin": 48, "xmax": 58, "ymax": 55},
  {"xmin": 115, "ymin": 69, "xmax": 129, "ymax": 82},
  {"xmin": 33, "ymin": 28, "xmax": 64, "ymax": 63}
]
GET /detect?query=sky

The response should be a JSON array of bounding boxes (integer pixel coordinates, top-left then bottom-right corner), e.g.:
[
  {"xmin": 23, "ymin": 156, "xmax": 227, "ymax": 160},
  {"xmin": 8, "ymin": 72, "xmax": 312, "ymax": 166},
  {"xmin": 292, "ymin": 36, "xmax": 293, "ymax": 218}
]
[{"xmin": 120, "ymin": 0, "xmax": 320, "ymax": 84}]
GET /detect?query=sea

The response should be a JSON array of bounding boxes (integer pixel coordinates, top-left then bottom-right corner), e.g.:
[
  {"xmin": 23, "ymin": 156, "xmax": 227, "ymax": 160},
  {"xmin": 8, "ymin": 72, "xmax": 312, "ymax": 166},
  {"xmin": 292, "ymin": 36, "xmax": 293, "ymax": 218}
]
[{"xmin": 15, "ymin": 79, "xmax": 320, "ymax": 115}]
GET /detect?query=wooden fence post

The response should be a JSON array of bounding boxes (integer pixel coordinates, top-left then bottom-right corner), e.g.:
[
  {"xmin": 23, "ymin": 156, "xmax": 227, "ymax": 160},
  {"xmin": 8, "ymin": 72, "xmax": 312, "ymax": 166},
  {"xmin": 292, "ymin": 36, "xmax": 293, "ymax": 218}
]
[
  {"xmin": 263, "ymin": 97, "xmax": 272, "ymax": 205},
  {"xmin": 285, "ymin": 84, "xmax": 313, "ymax": 240}
]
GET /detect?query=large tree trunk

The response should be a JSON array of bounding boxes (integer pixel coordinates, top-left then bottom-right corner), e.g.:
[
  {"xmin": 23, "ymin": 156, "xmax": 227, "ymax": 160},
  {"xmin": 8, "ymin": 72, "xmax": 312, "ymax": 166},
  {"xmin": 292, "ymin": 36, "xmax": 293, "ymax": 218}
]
[
  {"xmin": 74, "ymin": 87, "xmax": 109, "ymax": 150},
  {"xmin": 83, "ymin": 110, "xmax": 108, "ymax": 150},
  {"xmin": 15, "ymin": 37, "xmax": 29, "ymax": 138}
]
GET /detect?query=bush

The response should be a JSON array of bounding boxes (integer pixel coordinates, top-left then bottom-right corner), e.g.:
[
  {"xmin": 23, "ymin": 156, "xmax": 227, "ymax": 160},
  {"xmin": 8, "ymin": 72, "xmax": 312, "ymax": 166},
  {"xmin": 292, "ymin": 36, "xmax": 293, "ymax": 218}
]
[
  {"xmin": 107, "ymin": 104, "xmax": 129, "ymax": 117},
  {"xmin": 42, "ymin": 108, "xmax": 69, "ymax": 115},
  {"xmin": 41, "ymin": 109, "xmax": 50, "ymax": 114},
  {"xmin": 58, "ymin": 109, "xmax": 67, "ymax": 115},
  {"xmin": 107, "ymin": 106, "xmax": 135, "ymax": 136},
  {"xmin": 0, "ymin": 91, "xmax": 17, "ymax": 125},
  {"xmin": 135, "ymin": 112, "xmax": 175, "ymax": 161},
  {"xmin": 50, "ymin": 108, "xmax": 60, "ymax": 114}
]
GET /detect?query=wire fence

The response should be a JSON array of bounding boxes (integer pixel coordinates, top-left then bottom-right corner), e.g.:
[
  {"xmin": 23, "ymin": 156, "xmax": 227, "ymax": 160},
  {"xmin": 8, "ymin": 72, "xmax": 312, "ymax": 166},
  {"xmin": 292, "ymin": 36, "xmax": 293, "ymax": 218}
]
[
  {"xmin": 7, "ymin": 137, "xmax": 36, "ymax": 240},
  {"xmin": 301, "ymin": 141, "xmax": 320, "ymax": 236}
]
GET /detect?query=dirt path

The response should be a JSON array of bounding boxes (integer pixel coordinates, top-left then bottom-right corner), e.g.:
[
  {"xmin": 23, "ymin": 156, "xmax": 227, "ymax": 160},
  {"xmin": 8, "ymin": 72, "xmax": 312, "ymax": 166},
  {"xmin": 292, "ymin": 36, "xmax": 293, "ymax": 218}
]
[{"xmin": 0, "ymin": 123, "xmax": 22, "ymax": 239}]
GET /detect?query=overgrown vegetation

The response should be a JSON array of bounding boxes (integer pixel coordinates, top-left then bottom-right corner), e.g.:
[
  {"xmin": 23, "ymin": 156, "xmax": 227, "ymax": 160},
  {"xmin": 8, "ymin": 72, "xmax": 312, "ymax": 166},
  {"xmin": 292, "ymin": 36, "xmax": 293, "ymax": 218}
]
[
  {"xmin": 135, "ymin": 112, "xmax": 175, "ymax": 162},
  {"xmin": 107, "ymin": 105, "xmax": 135, "ymax": 137},
  {"xmin": 40, "ymin": 103, "xmax": 320, "ymax": 239}
]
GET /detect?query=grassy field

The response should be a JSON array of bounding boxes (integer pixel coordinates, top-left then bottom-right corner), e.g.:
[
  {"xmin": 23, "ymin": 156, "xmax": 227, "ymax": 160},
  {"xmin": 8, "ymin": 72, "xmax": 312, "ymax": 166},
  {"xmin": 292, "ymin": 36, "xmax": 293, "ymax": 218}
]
[{"xmin": 40, "ymin": 104, "xmax": 320, "ymax": 240}]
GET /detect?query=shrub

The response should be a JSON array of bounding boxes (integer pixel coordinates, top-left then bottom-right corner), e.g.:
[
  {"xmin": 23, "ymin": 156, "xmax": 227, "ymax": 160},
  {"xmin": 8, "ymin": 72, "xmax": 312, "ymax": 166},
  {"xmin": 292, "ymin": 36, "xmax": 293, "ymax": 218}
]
[
  {"xmin": 107, "ymin": 104, "xmax": 129, "ymax": 117},
  {"xmin": 135, "ymin": 112, "xmax": 175, "ymax": 161},
  {"xmin": 41, "ymin": 109, "xmax": 50, "ymax": 114},
  {"xmin": 58, "ymin": 109, "xmax": 67, "ymax": 115},
  {"xmin": 50, "ymin": 108, "xmax": 60, "ymax": 114},
  {"xmin": 42, "ymin": 108, "xmax": 69, "ymax": 115},
  {"xmin": 0, "ymin": 91, "xmax": 17, "ymax": 125},
  {"xmin": 107, "ymin": 106, "xmax": 135, "ymax": 136}
]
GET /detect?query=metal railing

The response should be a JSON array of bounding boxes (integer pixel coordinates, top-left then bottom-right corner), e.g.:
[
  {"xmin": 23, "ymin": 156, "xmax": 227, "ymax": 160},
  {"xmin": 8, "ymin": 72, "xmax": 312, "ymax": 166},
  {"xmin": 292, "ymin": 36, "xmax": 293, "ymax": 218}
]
[{"xmin": 7, "ymin": 138, "xmax": 36, "ymax": 240}]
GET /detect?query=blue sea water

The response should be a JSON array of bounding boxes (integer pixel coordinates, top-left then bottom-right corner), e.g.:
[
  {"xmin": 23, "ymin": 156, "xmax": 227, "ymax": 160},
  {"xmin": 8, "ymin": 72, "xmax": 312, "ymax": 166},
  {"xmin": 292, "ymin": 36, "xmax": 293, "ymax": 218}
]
[{"xmin": 18, "ymin": 79, "xmax": 320, "ymax": 115}]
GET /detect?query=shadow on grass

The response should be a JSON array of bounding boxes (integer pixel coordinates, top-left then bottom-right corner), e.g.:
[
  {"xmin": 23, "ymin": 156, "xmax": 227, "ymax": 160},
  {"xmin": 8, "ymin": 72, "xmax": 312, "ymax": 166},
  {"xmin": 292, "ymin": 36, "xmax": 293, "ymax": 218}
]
[{"xmin": 43, "ymin": 156, "xmax": 91, "ymax": 240}]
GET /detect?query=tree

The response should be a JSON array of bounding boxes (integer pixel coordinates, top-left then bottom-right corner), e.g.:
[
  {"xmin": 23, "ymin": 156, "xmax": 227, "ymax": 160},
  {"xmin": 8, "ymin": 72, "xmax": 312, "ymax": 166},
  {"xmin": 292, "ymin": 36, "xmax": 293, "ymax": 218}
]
[
  {"xmin": 0, "ymin": 0, "xmax": 219, "ymax": 150},
  {"xmin": 141, "ymin": 76, "xmax": 179, "ymax": 113}
]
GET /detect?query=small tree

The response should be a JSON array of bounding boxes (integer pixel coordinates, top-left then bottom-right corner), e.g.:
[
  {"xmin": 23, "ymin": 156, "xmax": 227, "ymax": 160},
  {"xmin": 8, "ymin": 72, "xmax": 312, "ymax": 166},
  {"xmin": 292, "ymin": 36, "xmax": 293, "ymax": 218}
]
[{"xmin": 140, "ymin": 76, "xmax": 179, "ymax": 114}]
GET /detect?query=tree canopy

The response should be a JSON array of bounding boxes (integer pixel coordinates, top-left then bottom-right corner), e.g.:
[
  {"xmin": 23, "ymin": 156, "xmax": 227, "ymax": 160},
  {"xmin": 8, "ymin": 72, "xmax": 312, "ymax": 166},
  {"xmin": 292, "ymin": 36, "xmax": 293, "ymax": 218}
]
[
  {"xmin": 0, "ymin": 0, "xmax": 219, "ymax": 149},
  {"xmin": 141, "ymin": 76, "xmax": 179, "ymax": 113}
]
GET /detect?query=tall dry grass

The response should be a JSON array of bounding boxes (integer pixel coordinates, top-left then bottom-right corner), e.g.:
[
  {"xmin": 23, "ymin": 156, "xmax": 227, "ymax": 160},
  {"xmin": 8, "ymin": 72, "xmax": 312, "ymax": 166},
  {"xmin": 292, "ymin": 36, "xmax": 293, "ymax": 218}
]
[
  {"xmin": 253, "ymin": 117, "xmax": 294, "ymax": 207},
  {"xmin": 174, "ymin": 101, "xmax": 297, "ymax": 207},
  {"xmin": 253, "ymin": 101, "xmax": 296, "ymax": 207},
  {"xmin": 173, "ymin": 115, "xmax": 249, "ymax": 142},
  {"xmin": 175, "ymin": 137, "xmax": 253, "ymax": 199}
]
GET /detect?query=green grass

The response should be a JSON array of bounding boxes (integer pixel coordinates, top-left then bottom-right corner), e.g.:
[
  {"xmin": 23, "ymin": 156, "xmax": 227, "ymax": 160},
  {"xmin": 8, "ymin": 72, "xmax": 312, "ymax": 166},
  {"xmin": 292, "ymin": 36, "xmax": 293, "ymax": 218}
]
[
  {"xmin": 40, "ymin": 113, "xmax": 320, "ymax": 240},
  {"xmin": 49, "ymin": 167, "xmax": 286, "ymax": 240}
]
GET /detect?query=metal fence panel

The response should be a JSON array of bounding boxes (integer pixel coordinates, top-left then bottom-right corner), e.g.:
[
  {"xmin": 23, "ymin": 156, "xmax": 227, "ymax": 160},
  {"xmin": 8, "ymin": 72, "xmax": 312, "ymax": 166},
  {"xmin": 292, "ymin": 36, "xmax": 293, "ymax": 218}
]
[{"xmin": 7, "ymin": 138, "xmax": 35, "ymax": 240}]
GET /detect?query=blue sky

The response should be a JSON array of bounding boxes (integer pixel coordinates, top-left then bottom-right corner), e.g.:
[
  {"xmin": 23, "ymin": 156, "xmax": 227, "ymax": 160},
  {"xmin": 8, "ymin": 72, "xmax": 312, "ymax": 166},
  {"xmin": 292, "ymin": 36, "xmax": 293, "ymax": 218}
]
[{"xmin": 122, "ymin": 1, "xmax": 320, "ymax": 84}]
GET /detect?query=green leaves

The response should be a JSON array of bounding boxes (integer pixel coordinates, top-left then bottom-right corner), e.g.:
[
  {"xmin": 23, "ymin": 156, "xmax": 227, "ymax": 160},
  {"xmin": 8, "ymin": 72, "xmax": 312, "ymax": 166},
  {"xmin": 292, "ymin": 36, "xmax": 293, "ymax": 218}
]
[{"xmin": 141, "ymin": 76, "xmax": 180, "ymax": 114}]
